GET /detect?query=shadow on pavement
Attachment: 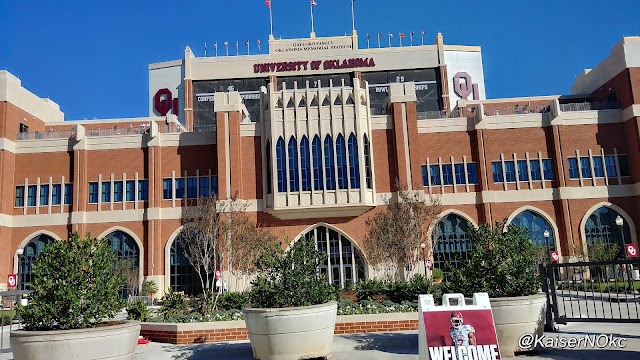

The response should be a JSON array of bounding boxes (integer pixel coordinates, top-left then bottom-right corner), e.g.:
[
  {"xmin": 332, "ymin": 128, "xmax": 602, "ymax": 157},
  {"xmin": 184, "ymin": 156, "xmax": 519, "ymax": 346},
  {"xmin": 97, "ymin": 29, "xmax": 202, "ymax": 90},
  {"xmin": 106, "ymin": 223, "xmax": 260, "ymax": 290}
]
[
  {"xmin": 531, "ymin": 348, "xmax": 638, "ymax": 360},
  {"xmin": 164, "ymin": 342, "xmax": 254, "ymax": 360},
  {"xmin": 339, "ymin": 332, "xmax": 418, "ymax": 355}
]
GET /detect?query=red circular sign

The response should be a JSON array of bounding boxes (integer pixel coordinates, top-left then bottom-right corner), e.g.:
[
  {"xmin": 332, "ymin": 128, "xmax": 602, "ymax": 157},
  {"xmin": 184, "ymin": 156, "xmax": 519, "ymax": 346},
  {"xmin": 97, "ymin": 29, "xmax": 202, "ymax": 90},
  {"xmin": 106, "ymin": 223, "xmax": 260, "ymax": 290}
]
[{"xmin": 215, "ymin": 270, "xmax": 222, "ymax": 279}]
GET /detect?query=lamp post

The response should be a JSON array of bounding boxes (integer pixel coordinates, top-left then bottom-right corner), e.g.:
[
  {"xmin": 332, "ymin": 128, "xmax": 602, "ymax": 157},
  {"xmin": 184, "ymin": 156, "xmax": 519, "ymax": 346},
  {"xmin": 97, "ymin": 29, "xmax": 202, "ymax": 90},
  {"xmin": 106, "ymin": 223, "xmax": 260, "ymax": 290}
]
[
  {"xmin": 615, "ymin": 215, "xmax": 634, "ymax": 293},
  {"xmin": 543, "ymin": 230, "xmax": 550, "ymax": 262},
  {"xmin": 15, "ymin": 247, "xmax": 24, "ymax": 291},
  {"xmin": 421, "ymin": 243, "xmax": 427, "ymax": 276}
]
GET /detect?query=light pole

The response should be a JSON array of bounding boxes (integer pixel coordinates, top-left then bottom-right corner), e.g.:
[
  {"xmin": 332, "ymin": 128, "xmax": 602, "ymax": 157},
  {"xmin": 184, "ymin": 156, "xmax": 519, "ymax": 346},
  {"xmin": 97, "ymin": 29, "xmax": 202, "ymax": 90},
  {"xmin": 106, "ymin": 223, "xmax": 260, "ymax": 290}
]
[
  {"xmin": 15, "ymin": 247, "xmax": 24, "ymax": 291},
  {"xmin": 420, "ymin": 243, "xmax": 427, "ymax": 276},
  {"xmin": 615, "ymin": 215, "xmax": 634, "ymax": 293},
  {"xmin": 543, "ymin": 230, "xmax": 550, "ymax": 262}
]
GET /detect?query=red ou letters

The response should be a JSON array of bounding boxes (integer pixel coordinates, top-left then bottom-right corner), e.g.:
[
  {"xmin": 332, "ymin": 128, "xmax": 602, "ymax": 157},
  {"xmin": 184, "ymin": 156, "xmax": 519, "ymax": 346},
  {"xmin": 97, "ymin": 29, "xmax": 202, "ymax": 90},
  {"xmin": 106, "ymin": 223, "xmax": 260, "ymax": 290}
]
[{"xmin": 154, "ymin": 89, "xmax": 179, "ymax": 116}]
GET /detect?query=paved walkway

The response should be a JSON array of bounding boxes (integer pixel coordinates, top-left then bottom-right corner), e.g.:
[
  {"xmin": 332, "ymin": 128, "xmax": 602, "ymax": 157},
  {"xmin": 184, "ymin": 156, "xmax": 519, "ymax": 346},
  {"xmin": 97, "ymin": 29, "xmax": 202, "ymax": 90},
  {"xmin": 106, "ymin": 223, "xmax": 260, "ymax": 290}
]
[{"xmin": 133, "ymin": 321, "xmax": 640, "ymax": 360}]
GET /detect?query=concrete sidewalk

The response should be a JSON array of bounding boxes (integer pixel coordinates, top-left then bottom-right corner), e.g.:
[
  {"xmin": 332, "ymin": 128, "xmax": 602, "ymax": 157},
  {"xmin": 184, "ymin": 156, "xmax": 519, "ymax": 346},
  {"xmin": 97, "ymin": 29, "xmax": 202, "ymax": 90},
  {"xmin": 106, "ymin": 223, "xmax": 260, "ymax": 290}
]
[{"xmin": 133, "ymin": 321, "xmax": 640, "ymax": 360}]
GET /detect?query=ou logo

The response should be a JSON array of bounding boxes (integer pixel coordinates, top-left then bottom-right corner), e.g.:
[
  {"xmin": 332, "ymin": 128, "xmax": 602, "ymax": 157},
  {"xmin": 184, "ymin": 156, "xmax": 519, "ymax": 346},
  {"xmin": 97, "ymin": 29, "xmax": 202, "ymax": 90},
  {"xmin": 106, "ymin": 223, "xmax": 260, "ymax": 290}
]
[
  {"xmin": 154, "ymin": 89, "xmax": 179, "ymax": 116},
  {"xmin": 453, "ymin": 72, "xmax": 479, "ymax": 100}
]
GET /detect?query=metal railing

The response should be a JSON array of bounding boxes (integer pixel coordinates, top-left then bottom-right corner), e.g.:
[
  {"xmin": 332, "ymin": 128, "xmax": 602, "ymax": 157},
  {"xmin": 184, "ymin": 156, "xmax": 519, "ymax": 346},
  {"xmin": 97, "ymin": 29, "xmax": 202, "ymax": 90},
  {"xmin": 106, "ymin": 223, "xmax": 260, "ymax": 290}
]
[
  {"xmin": 417, "ymin": 109, "xmax": 464, "ymax": 120},
  {"xmin": 484, "ymin": 104, "xmax": 551, "ymax": 116},
  {"xmin": 158, "ymin": 124, "xmax": 186, "ymax": 134},
  {"xmin": 193, "ymin": 124, "xmax": 217, "ymax": 133},
  {"xmin": 86, "ymin": 126, "xmax": 149, "ymax": 137},
  {"xmin": 560, "ymin": 101, "xmax": 619, "ymax": 112},
  {"xmin": 17, "ymin": 129, "xmax": 75, "ymax": 141},
  {"xmin": 1, "ymin": 290, "xmax": 30, "ymax": 349},
  {"xmin": 127, "ymin": 295, "xmax": 153, "ymax": 307}
]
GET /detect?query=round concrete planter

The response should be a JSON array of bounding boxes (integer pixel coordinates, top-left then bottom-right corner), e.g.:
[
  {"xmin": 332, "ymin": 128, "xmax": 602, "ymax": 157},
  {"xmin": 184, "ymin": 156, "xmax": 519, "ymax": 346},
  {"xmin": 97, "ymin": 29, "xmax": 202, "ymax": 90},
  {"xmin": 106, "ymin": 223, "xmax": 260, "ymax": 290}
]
[
  {"xmin": 10, "ymin": 321, "xmax": 141, "ymax": 360},
  {"xmin": 490, "ymin": 293, "xmax": 546, "ymax": 357},
  {"xmin": 243, "ymin": 301, "xmax": 337, "ymax": 360}
]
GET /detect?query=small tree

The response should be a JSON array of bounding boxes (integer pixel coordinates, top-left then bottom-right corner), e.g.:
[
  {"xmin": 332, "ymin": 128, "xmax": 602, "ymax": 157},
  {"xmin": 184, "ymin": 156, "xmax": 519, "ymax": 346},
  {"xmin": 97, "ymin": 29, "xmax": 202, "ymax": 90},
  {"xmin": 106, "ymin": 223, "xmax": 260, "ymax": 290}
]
[
  {"xmin": 113, "ymin": 258, "xmax": 139, "ymax": 296},
  {"xmin": 364, "ymin": 186, "xmax": 441, "ymax": 281}
]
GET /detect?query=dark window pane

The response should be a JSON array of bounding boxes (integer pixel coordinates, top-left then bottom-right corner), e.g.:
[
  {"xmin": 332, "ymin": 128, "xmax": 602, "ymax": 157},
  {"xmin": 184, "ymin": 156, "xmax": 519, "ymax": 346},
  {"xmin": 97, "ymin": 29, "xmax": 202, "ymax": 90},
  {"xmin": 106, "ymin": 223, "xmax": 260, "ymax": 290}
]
[
  {"xmin": 568, "ymin": 158, "xmax": 579, "ymax": 179},
  {"xmin": 492, "ymin": 162, "xmax": 503, "ymax": 183}
]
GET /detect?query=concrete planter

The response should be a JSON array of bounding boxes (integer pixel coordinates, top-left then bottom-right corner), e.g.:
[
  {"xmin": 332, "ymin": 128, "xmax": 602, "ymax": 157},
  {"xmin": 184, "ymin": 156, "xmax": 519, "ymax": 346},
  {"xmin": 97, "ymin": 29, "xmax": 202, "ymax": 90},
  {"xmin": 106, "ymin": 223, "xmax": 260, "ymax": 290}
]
[
  {"xmin": 10, "ymin": 321, "xmax": 140, "ymax": 360},
  {"xmin": 490, "ymin": 293, "xmax": 546, "ymax": 357},
  {"xmin": 243, "ymin": 301, "xmax": 337, "ymax": 360}
]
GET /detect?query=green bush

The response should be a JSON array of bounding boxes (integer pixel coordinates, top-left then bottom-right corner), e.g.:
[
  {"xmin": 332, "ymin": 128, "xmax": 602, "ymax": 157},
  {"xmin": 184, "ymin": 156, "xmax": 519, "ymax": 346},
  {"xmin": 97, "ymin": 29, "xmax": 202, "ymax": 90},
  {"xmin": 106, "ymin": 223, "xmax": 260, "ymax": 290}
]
[
  {"xmin": 194, "ymin": 290, "xmax": 216, "ymax": 315},
  {"xmin": 17, "ymin": 233, "xmax": 125, "ymax": 331},
  {"xmin": 588, "ymin": 243, "xmax": 620, "ymax": 262},
  {"xmin": 446, "ymin": 222, "xmax": 541, "ymax": 298},
  {"xmin": 217, "ymin": 291, "xmax": 250, "ymax": 310},
  {"xmin": 431, "ymin": 268, "xmax": 444, "ymax": 280},
  {"xmin": 141, "ymin": 279, "xmax": 159, "ymax": 296},
  {"xmin": 160, "ymin": 288, "xmax": 189, "ymax": 320},
  {"xmin": 355, "ymin": 279, "xmax": 387, "ymax": 302},
  {"xmin": 127, "ymin": 299, "xmax": 151, "ymax": 322},
  {"xmin": 248, "ymin": 237, "xmax": 336, "ymax": 308}
]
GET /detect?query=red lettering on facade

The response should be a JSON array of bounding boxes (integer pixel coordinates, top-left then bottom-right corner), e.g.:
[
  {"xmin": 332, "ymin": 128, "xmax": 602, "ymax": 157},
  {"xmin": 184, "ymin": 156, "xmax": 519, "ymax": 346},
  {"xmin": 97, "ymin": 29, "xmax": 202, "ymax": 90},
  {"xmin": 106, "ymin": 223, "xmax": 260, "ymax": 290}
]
[
  {"xmin": 154, "ymin": 88, "xmax": 173, "ymax": 116},
  {"xmin": 253, "ymin": 58, "xmax": 375, "ymax": 73}
]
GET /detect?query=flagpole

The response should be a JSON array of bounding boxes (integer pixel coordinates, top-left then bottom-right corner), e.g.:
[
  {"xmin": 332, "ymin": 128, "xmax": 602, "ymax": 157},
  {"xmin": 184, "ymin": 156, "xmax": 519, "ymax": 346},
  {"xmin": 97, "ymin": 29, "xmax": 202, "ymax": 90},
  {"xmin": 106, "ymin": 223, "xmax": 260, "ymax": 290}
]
[
  {"xmin": 310, "ymin": 2, "xmax": 315, "ymax": 34},
  {"xmin": 269, "ymin": 6, "xmax": 273, "ymax": 36},
  {"xmin": 377, "ymin": 34, "xmax": 381, "ymax": 48},
  {"xmin": 215, "ymin": 43, "xmax": 218, "ymax": 57},
  {"xmin": 388, "ymin": 34, "xmax": 391, "ymax": 47},
  {"xmin": 204, "ymin": 42, "xmax": 207, "ymax": 57},
  {"xmin": 351, "ymin": 0, "xmax": 355, "ymax": 31},
  {"xmin": 399, "ymin": 34, "xmax": 403, "ymax": 47}
]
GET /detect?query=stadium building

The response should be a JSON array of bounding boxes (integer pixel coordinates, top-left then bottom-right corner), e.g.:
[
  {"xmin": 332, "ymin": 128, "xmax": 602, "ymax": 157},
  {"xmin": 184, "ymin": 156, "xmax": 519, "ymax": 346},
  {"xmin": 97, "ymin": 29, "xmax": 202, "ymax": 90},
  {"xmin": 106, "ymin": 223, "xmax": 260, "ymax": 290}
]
[{"xmin": 1, "ymin": 30, "xmax": 639, "ymax": 294}]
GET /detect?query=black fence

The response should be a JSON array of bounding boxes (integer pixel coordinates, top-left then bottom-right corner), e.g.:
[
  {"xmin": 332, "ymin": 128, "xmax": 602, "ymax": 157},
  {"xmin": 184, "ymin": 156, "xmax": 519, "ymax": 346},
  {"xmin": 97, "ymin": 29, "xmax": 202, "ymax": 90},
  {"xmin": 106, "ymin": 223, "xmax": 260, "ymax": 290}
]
[
  {"xmin": 542, "ymin": 259, "xmax": 640, "ymax": 326},
  {"xmin": 0, "ymin": 290, "xmax": 30, "ymax": 349}
]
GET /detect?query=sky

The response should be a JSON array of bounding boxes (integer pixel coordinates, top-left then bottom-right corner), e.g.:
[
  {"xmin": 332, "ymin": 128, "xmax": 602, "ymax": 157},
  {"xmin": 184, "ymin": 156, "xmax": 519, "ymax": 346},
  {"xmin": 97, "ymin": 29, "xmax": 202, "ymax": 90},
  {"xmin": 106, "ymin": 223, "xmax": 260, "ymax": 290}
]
[{"xmin": 1, "ymin": 0, "xmax": 639, "ymax": 120}]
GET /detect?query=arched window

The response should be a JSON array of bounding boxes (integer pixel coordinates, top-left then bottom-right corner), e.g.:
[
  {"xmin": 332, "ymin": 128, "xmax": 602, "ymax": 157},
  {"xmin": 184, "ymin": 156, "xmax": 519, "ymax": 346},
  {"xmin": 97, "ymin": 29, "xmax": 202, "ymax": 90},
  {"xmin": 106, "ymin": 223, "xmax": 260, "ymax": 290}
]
[
  {"xmin": 336, "ymin": 134, "xmax": 348, "ymax": 189},
  {"xmin": 585, "ymin": 206, "xmax": 630, "ymax": 259},
  {"xmin": 432, "ymin": 214, "xmax": 472, "ymax": 280},
  {"xmin": 510, "ymin": 210, "xmax": 556, "ymax": 250},
  {"xmin": 363, "ymin": 134, "xmax": 373, "ymax": 189},
  {"xmin": 348, "ymin": 133, "xmax": 360, "ymax": 189},
  {"xmin": 170, "ymin": 236, "xmax": 203, "ymax": 296},
  {"xmin": 301, "ymin": 225, "xmax": 366, "ymax": 287},
  {"xmin": 105, "ymin": 230, "xmax": 141, "ymax": 297},
  {"xmin": 324, "ymin": 136, "xmax": 336, "ymax": 190},
  {"xmin": 276, "ymin": 137, "xmax": 286, "ymax": 192},
  {"xmin": 300, "ymin": 136, "xmax": 311, "ymax": 191},
  {"xmin": 312, "ymin": 135, "xmax": 324, "ymax": 190},
  {"xmin": 288, "ymin": 137, "xmax": 299, "ymax": 192},
  {"xmin": 18, "ymin": 234, "xmax": 55, "ymax": 290},
  {"xmin": 265, "ymin": 140, "xmax": 272, "ymax": 194}
]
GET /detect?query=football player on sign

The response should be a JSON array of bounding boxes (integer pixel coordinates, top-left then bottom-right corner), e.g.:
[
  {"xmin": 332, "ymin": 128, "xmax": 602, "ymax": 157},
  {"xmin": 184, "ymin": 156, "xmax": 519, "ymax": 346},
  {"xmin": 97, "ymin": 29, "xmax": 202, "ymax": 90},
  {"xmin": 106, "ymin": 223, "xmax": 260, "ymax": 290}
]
[{"xmin": 449, "ymin": 311, "xmax": 477, "ymax": 347}]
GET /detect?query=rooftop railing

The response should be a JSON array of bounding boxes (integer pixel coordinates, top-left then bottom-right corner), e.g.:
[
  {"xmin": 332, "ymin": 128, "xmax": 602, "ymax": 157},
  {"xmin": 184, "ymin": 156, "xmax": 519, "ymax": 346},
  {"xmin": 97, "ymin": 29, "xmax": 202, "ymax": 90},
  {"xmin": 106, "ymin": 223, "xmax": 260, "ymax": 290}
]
[
  {"xmin": 158, "ymin": 124, "xmax": 186, "ymax": 134},
  {"xmin": 86, "ymin": 126, "xmax": 148, "ymax": 137},
  {"xmin": 417, "ymin": 109, "xmax": 464, "ymax": 120},
  {"xmin": 193, "ymin": 124, "xmax": 217, "ymax": 133},
  {"xmin": 559, "ymin": 101, "xmax": 619, "ymax": 112},
  {"xmin": 484, "ymin": 105, "xmax": 551, "ymax": 116},
  {"xmin": 17, "ymin": 129, "xmax": 75, "ymax": 141}
]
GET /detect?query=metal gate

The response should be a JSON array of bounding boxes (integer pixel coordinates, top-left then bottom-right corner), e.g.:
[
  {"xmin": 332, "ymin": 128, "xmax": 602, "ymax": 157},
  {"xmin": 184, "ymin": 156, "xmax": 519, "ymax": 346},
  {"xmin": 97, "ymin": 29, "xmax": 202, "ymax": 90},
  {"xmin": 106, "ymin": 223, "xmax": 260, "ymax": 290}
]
[
  {"xmin": 0, "ymin": 290, "xmax": 30, "ymax": 350},
  {"xmin": 542, "ymin": 259, "xmax": 640, "ymax": 326}
]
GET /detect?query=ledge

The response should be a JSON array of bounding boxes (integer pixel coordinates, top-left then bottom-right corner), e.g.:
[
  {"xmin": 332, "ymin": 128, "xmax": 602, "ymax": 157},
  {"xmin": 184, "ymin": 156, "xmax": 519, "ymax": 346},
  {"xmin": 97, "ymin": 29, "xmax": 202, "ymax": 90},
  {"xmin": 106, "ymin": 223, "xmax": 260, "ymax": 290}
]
[{"xmin": 265, "ymin": 203, "xmax": 375, "ymax": 220}]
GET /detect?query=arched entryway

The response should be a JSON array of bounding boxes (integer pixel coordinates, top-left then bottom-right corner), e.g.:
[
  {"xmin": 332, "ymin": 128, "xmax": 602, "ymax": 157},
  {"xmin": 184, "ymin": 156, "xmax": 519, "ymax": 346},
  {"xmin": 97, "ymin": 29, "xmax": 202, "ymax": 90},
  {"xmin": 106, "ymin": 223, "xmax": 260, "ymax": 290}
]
[
  {"xmin": 297, "ymin": 224, "xmax": 367, "ymax": 288},
  {"xmin": 165, "ymin": 227, "xmax": 205, "ymax": 296},
  {"xmin": 508, "ymin": 209, "xmax": 557, "ymax": 251},
  {"xmin": 431, "ymin": 212, "xmax": 474, "ymax": 280},
  {"xmin": 583, "ymin": 205, "xmax": 633, "ymax": 260},
  {"xmin": 101, "ymin": 230, "xmax": 141, "ymax": 297},
  {"xmin": 18, "ymin": 234, "xmax": 55, "ymax": 290}
]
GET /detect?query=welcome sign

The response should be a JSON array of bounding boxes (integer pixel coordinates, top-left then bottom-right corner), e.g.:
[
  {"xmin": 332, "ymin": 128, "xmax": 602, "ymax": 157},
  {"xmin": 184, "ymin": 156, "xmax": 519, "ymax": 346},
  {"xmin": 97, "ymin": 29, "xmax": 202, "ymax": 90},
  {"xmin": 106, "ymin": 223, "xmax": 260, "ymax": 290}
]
[{"xmin": 419, "ymin": 293, "xmax": 501, "ymax": 360}]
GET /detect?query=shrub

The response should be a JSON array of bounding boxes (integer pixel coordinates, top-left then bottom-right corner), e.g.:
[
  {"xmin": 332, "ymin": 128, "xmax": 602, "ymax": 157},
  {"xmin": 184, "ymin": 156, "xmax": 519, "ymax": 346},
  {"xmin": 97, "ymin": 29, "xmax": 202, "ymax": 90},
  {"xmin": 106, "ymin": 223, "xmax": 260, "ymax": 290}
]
[
  {"xmin": 217, "ymin": 291, "xmax": 250, "ymax": 310},
  {"xmin": 446, "ymin": 222, "xmax": 541, "ymax": 298},
  {"xmin": 127, "ymin": 299, "xmax": 151, "ymax": 322},
  {"xmin": 431, "ymin": 268, "xmax": 444, "ymax": 280},
  {"xmin": 160, "ymin": 288, "xmax": 189, "ymax": 320},
  {"xmin": 194, "ymin": 290, "xmax": 216, "ymax": 315},
  {"xmin": 588, "ymin": 243, "xmax": 620, "ymax": 262},
  {"xmin": 17, "ymin": 233, "xmax": 125, "ymax": 331},
  {"xmin": 355, "ymin": 279, "xmax": 387, "ymax": 302},
  {"xmin": 141, "ymin": 279, "xmax": 159, "ymax": 296},
  {"xmin": 248, "ymin": 237, "xmax": 336, "ymax": 308}
]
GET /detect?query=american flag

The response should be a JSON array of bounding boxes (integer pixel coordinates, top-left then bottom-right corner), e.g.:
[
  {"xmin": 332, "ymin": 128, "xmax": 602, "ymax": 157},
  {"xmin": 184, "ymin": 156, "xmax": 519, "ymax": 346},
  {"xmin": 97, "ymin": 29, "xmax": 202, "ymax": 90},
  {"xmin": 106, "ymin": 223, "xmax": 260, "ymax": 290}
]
[
  {"xmin": 264, "ymin": 0, "xmax": 271, "ymax": 9},
  {"xmin": 310, "ymin": 0, "xmax": 317, "ymax": 5}
]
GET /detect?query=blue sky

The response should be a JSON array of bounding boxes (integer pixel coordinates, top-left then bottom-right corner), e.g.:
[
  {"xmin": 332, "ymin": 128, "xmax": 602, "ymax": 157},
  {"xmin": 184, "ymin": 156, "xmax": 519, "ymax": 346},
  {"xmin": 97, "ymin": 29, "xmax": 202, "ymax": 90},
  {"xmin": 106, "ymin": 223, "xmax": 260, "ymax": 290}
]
[{"xmin": 2, "ymin": 0, "xmax": 639, "ymax": 120}]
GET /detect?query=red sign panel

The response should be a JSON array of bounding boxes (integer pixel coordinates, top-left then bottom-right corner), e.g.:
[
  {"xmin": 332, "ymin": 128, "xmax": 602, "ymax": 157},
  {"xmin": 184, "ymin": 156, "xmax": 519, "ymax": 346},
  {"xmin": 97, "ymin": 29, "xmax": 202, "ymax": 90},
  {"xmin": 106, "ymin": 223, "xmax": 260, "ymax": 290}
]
[
  {"xmin": 626, "ymin": 244, "xmax": 638, "ymax": 258},
  {"xmin": 7, "ymin": 274, "xmax": 17, "ymax": 288},
  {"xmin": 426, "ymin": 260, "xmax": 433, "ymax": 269},
  {"xmin": 215, "ymin": 270, "xmax": 222, "ymax": 279},
  {"xmin": 549, "ymin": 251, "xmax": 559, "ymax": 263}
]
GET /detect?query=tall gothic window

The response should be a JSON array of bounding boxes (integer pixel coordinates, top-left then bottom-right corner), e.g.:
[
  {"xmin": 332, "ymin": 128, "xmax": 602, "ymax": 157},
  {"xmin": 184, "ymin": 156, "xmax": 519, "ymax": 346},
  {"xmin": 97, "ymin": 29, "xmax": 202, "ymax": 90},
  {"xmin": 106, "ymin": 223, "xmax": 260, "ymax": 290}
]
[
  {"xmin": 584, "ymin": 206, "xmax": 630, "ymax": 259},
  {"xmin": 432, "ymin": 214, "xmax": 472, "ymax": 280},
  {"xmin": 300, "ymin": 136, "xmax": 312, "ymax": 191},
  {"xmin": 336, "ymin": 134, "xmax": 348, "ymax": 189},
  {"xmin": 105, "ymin": 230, "xmax": 140, "ymax": 297},
  {"xmin": 363, "ymin": 134, "xmax": 373, "ymax": 189},
  {"xmin": 276, "ymin": 137, "xmax": 286, "ymax": 192},
  {"xmin": 312, "ymin": 135, "xmax": 324, "ymax": 190},
  {"xmin": 510, "ymin": 210, "xmax": 556, "ymax": 251},
  {"xmin": 324, "ymin": 135, "xmax": 336, "ymax": 190},
  {"xmin": 288, "ymin": 137, "xmax": 299, "ymax": 192},
  {"xmin": 18, "ymin": 234, "xmax": 55, "ymax": 290},
  {"xmin": 348, "ymin": 133, "xmax": 360, "ymax": 189},
  {"xmin": 170, "ymin": 234, "xmax": 203, "ymax": 296}
]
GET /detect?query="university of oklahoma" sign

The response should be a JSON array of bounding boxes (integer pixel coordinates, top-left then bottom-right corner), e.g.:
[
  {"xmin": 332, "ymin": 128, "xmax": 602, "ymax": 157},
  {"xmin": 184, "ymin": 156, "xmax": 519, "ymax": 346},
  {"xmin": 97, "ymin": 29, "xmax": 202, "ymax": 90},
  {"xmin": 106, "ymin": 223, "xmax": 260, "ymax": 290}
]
[{"xmin": 253, "ymin": 57, "xmax": 375, "ymax": 74}]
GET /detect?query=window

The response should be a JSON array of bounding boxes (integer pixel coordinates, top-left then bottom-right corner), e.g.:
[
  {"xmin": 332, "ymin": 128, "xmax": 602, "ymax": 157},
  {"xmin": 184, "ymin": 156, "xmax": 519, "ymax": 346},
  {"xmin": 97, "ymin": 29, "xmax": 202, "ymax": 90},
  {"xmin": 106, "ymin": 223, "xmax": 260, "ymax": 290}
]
[
  {"xmin": 618, "ymin": 155, "xmax": 629, "ymax": 176},
  {"xmin": 529, "ymin": 160, "xmax": 541, "ymax": 181},
  {"xmin": 19, "ymin": 123, "xmax": 29, "ymax": 133},
  {"xmin": 265, "ymin": 142, "xmax": 272, "ymax": 194},
  {"xmin": 276, "ymin": 137, "xmax": 287, "ymax": 192},
  {"xmin": 163, "ymin": 179, "xmax": 172, "ymax": 199},
  {"xmin": 187, "ymin": 177, "xmax": 197, "ymax": 198},
  {"xmin": 421, "ymin": 165, "xmax": 428, "ymax": 186},
  {"xmin": 430, "ymin": 165, "xmax": 441, "ymax": 186},
  {"xmin": 442, "ymin": 164, "xmax": 453, "ymax": 185},
  {"xmin": 580, "ymin": 157, "xmax": 591, "ymax": 178},
  {"xmin": 113, "ymin": 181, "xmax": 123, "ymax": 202},
  {"xmin": 504, "ymin": 161, "xmax": 516, "ymax": 182},
  {"xmin": 467, "ymin": 163, "xmax": 478, "ymax": 184},
  {"xmin": 324, "ymin": 136, "xmax": 336, "ymax": 190},
  {"xmin": 336, "ymin": 134, "xmax": 348, "ymax": 189},
  {"xmin": 517, "ymin": 160, "xmax": 528, "ymax": 181},
  {"xmin": 211, "ymin": 176, "xmax": 218, "ymax": 195},
  {"xmin": 348, "ymin": 134, "xmax": 360, "ymax": 189},
  {"xmin": 64, "ymin": 184, "xmax": 73, "ymax": 205},
  {"xmin": 592, "ymin": 157, "xmax": 604, "ymax": 178},
  {"xmin": 300, "ymin": 136, "xmax": 312, "ymax": 191},
  {"xmin": 52, "ymin": 184, "xmax": 61, "ymax": 205},
  {"xmin": 605, "ymin": 155, "xmax": 617, "ymax": 177},
  {"xmin": 88, "ymin": 182, "xmax": 98, "ymax": 203},
  {"xmin": 492, "ymin": 162, "xmax": 503, "ymax": 183},
  {"xmin": 125, "ymin": 181, "xmax": 135, "ymax": 201},
  {"xmin": 138, "ymin": 180, "xmax": 148, "ymax": 200},
  {"xmin": 312, "ymin": 136, "xmax": 323, "ymax": 190},
  {"xmin": 568, "ymin": 158, "xmax": 579, "ymax": 179},
  {"xmin": 101, "ymin": 182, "xmax": 111, "ymax": 203},
  {"xmin": 542, "ymin": 159, "xmax": 554, "ymax": 180},
  {"xmin": 432, "ymin": 214, "xmax": 472, "ymax": 281},
  {"xmin": 15, "ymin": 186, "xmax": 25, "ymax": 207},
  {"xmin": 175, "ymin": 178, "xmax": 185, "ymax": 198},
  {"xmin": 39, "ymin": 185, "xmax": 49, "ymax": 206},
  {"xmin": 199, "ymin": 177, "xmax": 210, "ymax": 197},
  {"xmin": 454, "ymin": 164, "xmax": 465, "ymax": 184},
  {"xmin": 363, "ymin": 135, "xmax": 372, "ymax": 189},
  {"xmin": 288, "ymin": 137, "xmax": 300, "ymax": 192}
]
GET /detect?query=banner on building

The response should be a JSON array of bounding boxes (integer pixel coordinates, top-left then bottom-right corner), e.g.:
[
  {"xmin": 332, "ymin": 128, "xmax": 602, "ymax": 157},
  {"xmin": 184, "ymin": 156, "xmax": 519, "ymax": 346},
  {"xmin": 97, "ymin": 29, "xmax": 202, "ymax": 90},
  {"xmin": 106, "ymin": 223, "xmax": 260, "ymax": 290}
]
[{"xmin": 418, "ymin": 292, "xmax": 501, "ymax": 360}]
